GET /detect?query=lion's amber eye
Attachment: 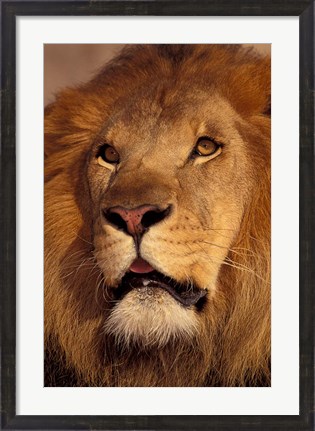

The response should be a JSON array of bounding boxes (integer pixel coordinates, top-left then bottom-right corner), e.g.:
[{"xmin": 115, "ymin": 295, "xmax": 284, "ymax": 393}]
[
  {"xmin": 97, "ymin": 144, "xmax": 120, "ymax": 165},
  {"xmin": 194, "ymin": 137, "xmax": 220, "ymax": 157}
]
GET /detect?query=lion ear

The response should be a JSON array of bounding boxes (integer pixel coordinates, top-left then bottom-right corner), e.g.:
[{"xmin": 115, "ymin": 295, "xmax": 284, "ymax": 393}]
[
  {"xmin": 44, "ymin": 93, "xmax": 76, "ymax": 159},
  {"xmin": 226, "ymin": 55, "xmax": 271, "ymax": 117},
  {"xmin": 263, "ymin": 94, "xmax": 271, "ymax": 117},
  {"xmin": 255, "ymin": 55, "xmax": 271, "ymax": 117},
  {"xmin": 44, "ymin": 102, "xmax": 58, "ymax": 159}
]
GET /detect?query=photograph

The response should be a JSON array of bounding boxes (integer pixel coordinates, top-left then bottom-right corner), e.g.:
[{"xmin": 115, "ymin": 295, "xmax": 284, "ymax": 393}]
[
  {"xmin": 44, "ymin": 44, "xmax": 271, "ymax": 387},
  {"xmin": 1, "ymin": 1, "xmax": 313, "ymax": 429}
]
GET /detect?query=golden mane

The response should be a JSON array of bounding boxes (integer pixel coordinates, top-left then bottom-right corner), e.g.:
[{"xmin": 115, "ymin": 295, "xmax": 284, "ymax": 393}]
[{"xmin": 45, "ymin": 45, "xmax": 270, "ymax": 386}]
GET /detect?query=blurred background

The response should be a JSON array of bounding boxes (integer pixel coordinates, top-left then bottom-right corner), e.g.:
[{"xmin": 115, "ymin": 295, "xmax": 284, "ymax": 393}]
[{"xmin": 44, "ymin": 44, "xmax": 270, "ymax": 106}]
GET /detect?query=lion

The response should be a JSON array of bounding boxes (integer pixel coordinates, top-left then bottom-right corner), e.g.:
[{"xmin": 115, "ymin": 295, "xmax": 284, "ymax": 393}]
[{"xmin": 44, "ymin": 44, "xmax": 271, "ymax": 387}]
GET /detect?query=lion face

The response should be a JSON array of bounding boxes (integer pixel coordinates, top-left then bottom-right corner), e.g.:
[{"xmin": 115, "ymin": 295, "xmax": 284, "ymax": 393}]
[
  {"xmin": 87, "ymin": 89, "xmax": 254, "ymax": 347},
  {"xmin": 45, "ymin": 45, "xmax": 271, "ymax": 387}
]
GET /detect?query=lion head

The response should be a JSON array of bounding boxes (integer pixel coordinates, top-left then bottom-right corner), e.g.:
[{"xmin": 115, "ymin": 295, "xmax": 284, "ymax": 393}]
[{"xmin": 44, "ymin": 45, "xmax": 271, "ymax": 387}]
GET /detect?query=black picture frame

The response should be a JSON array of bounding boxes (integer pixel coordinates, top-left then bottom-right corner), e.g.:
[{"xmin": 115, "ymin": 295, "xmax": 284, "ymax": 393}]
[{"xmin": 1, "ymin": 1, "xmax": 314, "ymax": 430}]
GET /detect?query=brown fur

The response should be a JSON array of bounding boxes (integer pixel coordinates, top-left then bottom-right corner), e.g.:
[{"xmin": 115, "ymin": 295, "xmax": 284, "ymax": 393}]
[{"xmin": 45, "ymin": 45, "xmax": 271, "ymax": 387}]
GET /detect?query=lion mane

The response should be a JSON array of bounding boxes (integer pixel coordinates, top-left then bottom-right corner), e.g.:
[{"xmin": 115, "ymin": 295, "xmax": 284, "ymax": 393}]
[{"xmin": 44, "ymin": 44, "xmax": 271, "ymax": 387}]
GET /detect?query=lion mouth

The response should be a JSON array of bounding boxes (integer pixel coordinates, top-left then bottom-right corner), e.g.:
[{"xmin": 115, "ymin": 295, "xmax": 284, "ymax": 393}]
[{"xmin": 113, "ymin": 261, "xmax": 207, "ymax": 307}]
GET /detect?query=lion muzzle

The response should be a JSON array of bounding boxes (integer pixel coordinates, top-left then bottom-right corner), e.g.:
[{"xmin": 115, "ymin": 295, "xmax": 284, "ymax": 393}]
[{"xmin": 103, "ymin": 204, "xmax": 172, "ymax": 248}]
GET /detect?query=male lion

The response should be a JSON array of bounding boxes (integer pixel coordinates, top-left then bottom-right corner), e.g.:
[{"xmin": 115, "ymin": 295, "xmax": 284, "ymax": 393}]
[{"xmin": 45, "ymin": 44, "xmax": 271, "ymax": 387}]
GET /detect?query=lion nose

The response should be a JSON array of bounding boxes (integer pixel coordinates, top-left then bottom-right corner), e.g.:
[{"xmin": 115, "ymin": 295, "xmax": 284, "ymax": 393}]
[{"xmin": 103, "ymin": 204, "xmax": 172, "ymax": 239}]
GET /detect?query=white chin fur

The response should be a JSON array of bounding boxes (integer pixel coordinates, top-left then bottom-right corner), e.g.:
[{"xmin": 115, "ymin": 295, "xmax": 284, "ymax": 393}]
[{"xmin": 104, "ymin": 287, "xmax": 199, "ymax": 349}]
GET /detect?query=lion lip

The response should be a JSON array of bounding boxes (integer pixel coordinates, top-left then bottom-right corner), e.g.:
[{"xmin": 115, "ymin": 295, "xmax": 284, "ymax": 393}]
[
  {"xmin": 129, "ymin": 258, "xmax": 154, "ymax": 274},
  {"xmin": 114, "ymin": 270, "xmax": 207, "ymax": 307}
]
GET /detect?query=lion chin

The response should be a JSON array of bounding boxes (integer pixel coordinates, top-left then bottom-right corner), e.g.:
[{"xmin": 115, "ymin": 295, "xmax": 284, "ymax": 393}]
[
  {"xmin": 104, "ymin": 285, "xmax": 199, "ymax": 349},
  {"xmin": 44, "ymin": 44, "xmax": 271, "ymax": 387},
  {"xmin": 102, "ymin": 254, "xmax": 208, "ymax": 348}
]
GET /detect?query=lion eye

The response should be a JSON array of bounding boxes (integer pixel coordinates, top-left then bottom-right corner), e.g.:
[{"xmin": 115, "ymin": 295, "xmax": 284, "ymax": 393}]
[
  {"xmin": 97, "ymin": 144, "xmax": 120, "ymax": 165},
  {"xmin": 193, "ymin": 137, "xmax": 221, "ymax": 157}
]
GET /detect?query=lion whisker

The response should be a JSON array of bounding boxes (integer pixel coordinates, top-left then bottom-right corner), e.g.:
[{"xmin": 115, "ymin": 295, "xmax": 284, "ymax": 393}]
[
  {"xmin": 190, "ymin": 242, "xmax": 267, "ymax": 283},
  {"xmin": 75, "ymin": 233, "xmax": 94, "ymax": 246},
  {"xmin": 198, "ymin": 240, "xmax": 259, "ymax": 259}
]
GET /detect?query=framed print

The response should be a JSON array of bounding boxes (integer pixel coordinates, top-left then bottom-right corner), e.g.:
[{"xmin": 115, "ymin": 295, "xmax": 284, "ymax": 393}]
[{"xmin": 1, "ymin": 1, "xmax": 314, "ymax": 430}]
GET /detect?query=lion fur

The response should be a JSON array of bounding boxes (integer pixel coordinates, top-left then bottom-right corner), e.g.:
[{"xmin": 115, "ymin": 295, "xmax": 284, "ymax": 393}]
[{"xmin": 45, "ymin": 45, "xmax": 270, "ymax": 387}]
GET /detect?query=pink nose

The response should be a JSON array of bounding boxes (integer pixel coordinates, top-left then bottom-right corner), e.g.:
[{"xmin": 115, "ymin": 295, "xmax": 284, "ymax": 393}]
[{"xmin": 103, "ymin": 204, "xmax": 171, "ymax": 239}]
